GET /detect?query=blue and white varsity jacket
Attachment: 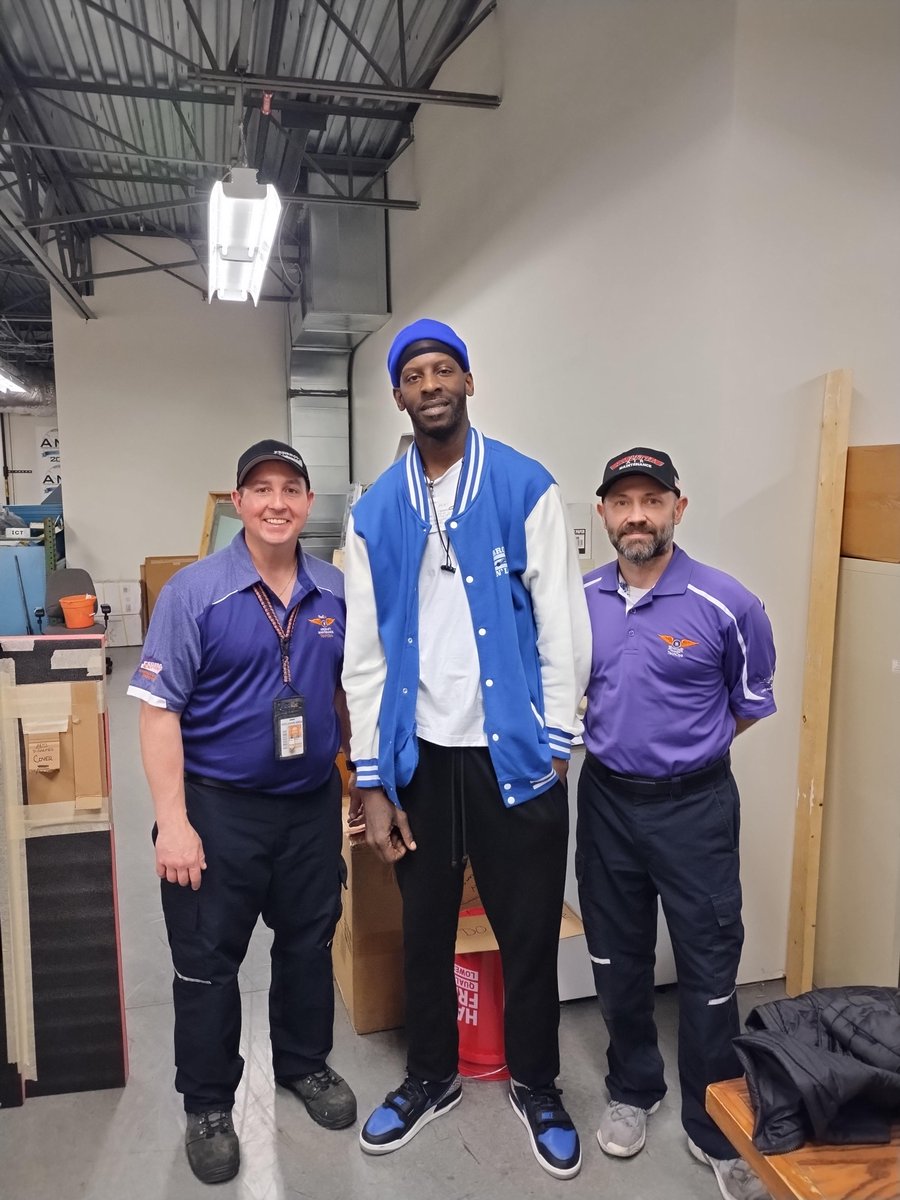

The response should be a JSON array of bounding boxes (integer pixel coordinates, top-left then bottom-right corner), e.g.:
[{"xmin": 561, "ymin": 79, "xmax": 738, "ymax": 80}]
[{"xmin": 342, "ymin": 427, "xmax": 592, "ymax": 809}]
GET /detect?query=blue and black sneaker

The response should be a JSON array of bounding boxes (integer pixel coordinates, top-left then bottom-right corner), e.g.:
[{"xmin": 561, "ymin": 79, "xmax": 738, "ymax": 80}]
[
  {"xmin": 509, "ymin": 1080, "xmax": 582, "ymax": 1179},
  {"xmin": 359, "ymin": 1073, "xmax": 462, "ymax": 1155}
]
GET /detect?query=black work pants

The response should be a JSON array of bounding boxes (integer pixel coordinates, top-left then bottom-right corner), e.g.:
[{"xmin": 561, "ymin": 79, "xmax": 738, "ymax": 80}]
[
  {"xmin": 395, "ymin": 740, "xmax": 569, "ymax": 1088},
  {"xmin": 159, "ymin": 771, "xmax": 343, "ymax": 1113},
  {"xmin": 576, "ymin": 753, "xmax": 744, "ymax": 1159}
]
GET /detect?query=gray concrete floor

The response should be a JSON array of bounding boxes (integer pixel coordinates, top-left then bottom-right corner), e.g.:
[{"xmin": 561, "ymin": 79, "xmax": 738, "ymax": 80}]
[{"xmin": 0, "ymin": 646, "xmax": 785, "ymax": 1199}]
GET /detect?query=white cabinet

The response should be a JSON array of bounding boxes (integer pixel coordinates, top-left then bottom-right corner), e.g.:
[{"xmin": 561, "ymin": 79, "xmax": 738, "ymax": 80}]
[{"xmin": 814, "ymin": 558, "xmax": 900, "ymax": 987}]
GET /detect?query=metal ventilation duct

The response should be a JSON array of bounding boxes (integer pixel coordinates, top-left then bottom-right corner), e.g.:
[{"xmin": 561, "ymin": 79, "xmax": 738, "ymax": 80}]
[{"xmin": 289, "ymin": 179, "xmax": 390, "ymax": 562}]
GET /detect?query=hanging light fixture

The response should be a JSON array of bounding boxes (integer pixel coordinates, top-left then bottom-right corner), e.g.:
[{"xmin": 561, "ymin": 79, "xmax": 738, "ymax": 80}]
[
  {"xmin": 0, "ymin": 358, "xmax": 26, "ymax": 394},
  {"xmin": 208, "ymin": 167, "xmax": 282, "ymax": 305}
]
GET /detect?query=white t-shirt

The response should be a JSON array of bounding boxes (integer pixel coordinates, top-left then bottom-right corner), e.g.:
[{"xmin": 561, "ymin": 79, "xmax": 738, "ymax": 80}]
[{"xmin": 415, "ymin": 459, "xmax": 487, "ymax": 747}]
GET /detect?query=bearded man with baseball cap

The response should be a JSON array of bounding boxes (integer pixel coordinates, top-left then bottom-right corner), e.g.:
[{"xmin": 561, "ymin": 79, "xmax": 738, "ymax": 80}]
[
  {"xmin": 342, "ymin": 319, "xmax": 592, "ymax": 1178},
  {"xmin": 578, "ymin": 447, "xmax": 776, "ymax": 1200},
  {"xmin": 128, "ymin": 439, "xmax": 356, "ymax": 1184}
]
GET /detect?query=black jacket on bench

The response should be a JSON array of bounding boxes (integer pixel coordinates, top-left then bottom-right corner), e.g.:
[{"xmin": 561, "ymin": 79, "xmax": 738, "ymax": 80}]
[{"xmin": 732, "ymin": 985, "xmax": 900, "ymax": 1154}]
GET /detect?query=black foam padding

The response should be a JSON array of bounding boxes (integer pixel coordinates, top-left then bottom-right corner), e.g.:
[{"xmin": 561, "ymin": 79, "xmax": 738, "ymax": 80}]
[
  {"xmin": 0, "ymin": 635, "xmax": 105, "ymax": 685},
  {"xmin": 23, "ymin": 831, "xmax": 126, "ymax": 1097}
]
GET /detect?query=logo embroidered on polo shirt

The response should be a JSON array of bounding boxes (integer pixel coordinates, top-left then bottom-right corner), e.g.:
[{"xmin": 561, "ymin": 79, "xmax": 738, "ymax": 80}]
[
  {"xmin": 308, "ymin": 615, "xmax": 336, "ymax": 638},
  {"xmin": 658, "ymin": 634, "xmax": 699, "ymax": 658},
  {"xmin": 138, "ymin": 658, "xmax": 163, "ymax": 681}
]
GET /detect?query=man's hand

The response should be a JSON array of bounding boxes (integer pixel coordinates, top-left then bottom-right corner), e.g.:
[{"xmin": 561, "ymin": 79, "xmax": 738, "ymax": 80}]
[
  {"xmin": 552, "ymin": 757, "xmax": 569, "ymax": 784},
  {"xmin": 347, "ymin": 772, "xmax": 365, "ymax": 828},
  {"xmin": 363, "ymin": 787, "xmax": 416, "ymax": 864},
  {"xmin": 155, "ymin": 819, "xmax": 206, "ymax": 890}
]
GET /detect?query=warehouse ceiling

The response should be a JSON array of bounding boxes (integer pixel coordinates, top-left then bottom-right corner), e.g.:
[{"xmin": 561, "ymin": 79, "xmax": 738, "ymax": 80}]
[{"xmin": 0, "ymin": 0, "xmax": 498, "ymax": 376}]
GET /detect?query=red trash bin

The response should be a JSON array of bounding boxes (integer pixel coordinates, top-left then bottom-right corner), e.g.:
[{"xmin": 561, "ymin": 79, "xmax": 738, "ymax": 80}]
[{"xmin": 455, "ymin": 908, "xmax": 509, "ymax": 1080}]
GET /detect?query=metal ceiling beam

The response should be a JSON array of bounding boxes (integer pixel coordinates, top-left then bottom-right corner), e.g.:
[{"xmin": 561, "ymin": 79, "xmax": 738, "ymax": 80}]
[
  {"xmin": 64, "ymin": 168, "xmax": 208, "ymax": 187},
  {"xmin": 1, "ymin": 138, "xmax": 228, "ymax": 170},
  {"xmin": 100, "ymin": 234, "xmax": 206, "ymax": 297},
  {"xmin": 182, "ymin": 0, "xmax": 219, "ymax": 71},
  {"xmin": 19, "ymin": 77, "xmax": 406, "ymax": 123},
  {"xmin": 313, "ymin": 0, "xmax": 396, "ymax": 90},
  {"xmin": 0, "ymin": 203, "xmax": 94, "ymax": 319},
  {"xmin": 74, "ymin": 0, "xmax": 198, "ymax": 71},
  {"xmin": 252, "ymin": 0, "xmax": 290, "ymax": 171},
  {"xmin": 80, "ymin": 257, "xmax": 199, "ymax": 282},
  {"xmin": 26, "ymin": 197, "xmax": 202, "ymax": 230},
  {"xmin": 414, "ymin": 0, "xmax": 498, "ymax": 87},
  {"xmin": 30, "ymin": 89, "xmax": 147, "ymax": 157},
  {"xmin": 282, "ymin": 191, "xmax": 417, "ymax": 211},
  {"xmin": 191, "ymin": 68, "xmax": 501, "ymax": 109}
]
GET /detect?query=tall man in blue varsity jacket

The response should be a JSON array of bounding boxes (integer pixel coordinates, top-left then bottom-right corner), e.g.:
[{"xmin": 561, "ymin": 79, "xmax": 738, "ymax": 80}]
[
  {"xmin": 129, "ymin": 440, "xmax": 357, "ymax": 1186},
  {"xmin": 342, "ymin": 319, "xmax": 592, "ymax": 1180}
]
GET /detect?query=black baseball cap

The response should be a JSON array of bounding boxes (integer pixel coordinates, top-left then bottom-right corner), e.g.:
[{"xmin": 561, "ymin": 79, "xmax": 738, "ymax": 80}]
[
  {"xmin": 596, "ymin": 447, "xmax": 680, "ymax": 498},
  {"xmin": 236, "ymin": 439, "xmax": 310, "ymax": 488}
]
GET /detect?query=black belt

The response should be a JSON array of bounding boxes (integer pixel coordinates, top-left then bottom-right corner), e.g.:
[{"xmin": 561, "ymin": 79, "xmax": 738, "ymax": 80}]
[
  {"xmin": 586, "ymin": 753, "xmax": 730, "ymax": 798},
  {"xmin": 184, "ymin": 772, "xmax": 258, "ymax": 796}
]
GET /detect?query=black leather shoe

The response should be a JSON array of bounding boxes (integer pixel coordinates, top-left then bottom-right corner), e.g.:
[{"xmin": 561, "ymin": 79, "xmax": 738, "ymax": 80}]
[
  {"xmin": 278, "ymin": 1066, "xmax": 357, "ymax": 1129},
  {"xmin": 185, "ymin": 1110, "xmax": 240, "ymax": 1184}
]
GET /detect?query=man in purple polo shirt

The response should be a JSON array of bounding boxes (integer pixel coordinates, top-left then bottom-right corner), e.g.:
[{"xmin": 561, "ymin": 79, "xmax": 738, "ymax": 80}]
[
  {"xmin": 128, "ymin": 440, "xmax": 356, "ymax": 1185},
  {"xmin": 578, "ymin": 447, "xmax": 775, "ymax": 1200}
]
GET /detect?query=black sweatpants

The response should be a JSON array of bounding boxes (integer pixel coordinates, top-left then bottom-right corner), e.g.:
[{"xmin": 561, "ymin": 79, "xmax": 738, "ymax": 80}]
[
  {"xmin": 159, "ymin": 771, "xmax": 343, "ymax": 1113},
  {"xmin": 576, "ymin": 753, "xmax": 744, "ymax": 1159},
  {"xmin": 395, "ymin": 740, "xmax": 569, "ymax": 1089}
]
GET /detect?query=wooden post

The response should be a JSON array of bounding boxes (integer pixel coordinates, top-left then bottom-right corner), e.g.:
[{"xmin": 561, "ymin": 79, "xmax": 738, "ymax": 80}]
[{"xmin": 785, "ymin": 369, "xmax": 852, "ymax": 995}]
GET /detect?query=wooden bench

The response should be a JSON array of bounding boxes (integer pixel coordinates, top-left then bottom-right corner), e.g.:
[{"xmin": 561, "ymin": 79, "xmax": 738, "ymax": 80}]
[{"xmin": 706, "ymin": 1077, "xmax": 900, "ymax": 1200}]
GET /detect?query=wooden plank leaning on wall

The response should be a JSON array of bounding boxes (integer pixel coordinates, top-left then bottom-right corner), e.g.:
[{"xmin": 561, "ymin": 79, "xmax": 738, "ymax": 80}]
[{"xmin": 785, "ymin": 369, "xmax": 852, "ymax": 996}]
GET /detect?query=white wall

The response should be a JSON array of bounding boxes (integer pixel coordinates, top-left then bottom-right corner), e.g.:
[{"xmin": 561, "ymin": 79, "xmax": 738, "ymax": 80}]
[
  {"xmin": 351, "ymin": 0, "xmax": 900, "ymax": 981},
  {"xmin": 51, "ymin": 237, "xmax": 289, "ymax": 581}
]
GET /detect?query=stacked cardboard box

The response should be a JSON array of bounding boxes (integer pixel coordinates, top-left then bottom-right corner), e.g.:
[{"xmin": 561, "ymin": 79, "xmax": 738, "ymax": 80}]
[{"xmin": 332, "ymin": 815, "xmax": 584, "ymax": 1035}]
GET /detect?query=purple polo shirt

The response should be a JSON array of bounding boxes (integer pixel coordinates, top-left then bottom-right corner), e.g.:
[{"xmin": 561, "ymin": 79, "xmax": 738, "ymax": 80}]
[
  {"xmin": 127, "ymin": 532, "xmax": 345, "ymax": 795},
  {"xmin": 582, "ymin": 545, "xmax": 775, "ymax": 777}
]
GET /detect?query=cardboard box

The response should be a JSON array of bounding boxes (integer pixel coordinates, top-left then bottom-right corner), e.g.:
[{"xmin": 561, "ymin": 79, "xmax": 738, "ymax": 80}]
[
  {"xmin": 21, "ymin": 679, "xmax": 109, "ymax": 811},
  {"xmin": 456, "ymin": 901, "xmax": 584, "ymax": 956},
  {"xmin": 333, "ymin": 819, "xmax": 584, "ymax": 1034},
  {"xmin": 332, "ymin": 814, "xmax": 406, "ymax": 1035},
  {"xmin": 141, "ymin": 555, "xmax": 197, "ymax": 635},
  {"xmin": 841, "ymin": 444, "xmax": 900, "ymax": 563}
]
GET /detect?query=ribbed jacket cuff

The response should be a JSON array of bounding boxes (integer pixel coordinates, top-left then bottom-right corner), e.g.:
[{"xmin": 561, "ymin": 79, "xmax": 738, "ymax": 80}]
[
  {"xmin": 547, "ymin": 727, "xmax": 574, "ymax": 759},
  {"xmin": 353, "ymin": 758, "xmax": 382, "ymax": 788}
]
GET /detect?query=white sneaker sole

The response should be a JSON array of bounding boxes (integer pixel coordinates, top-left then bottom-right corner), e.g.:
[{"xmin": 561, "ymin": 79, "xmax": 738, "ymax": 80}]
[
  {"xmin": 359, "ymin": 1087, "xmax": 461, "ymax": 1156},
  {"xmin": 688, "ymin": 1137, "xmax": 747, "ymax": 1200},
  {"xmin": 508, "ymin": 1090, "xmax": 582, "ymax": 1180},
  {"xmin": 596, "ymin": 1099, "xmax": 661, "ymax": 1158}
]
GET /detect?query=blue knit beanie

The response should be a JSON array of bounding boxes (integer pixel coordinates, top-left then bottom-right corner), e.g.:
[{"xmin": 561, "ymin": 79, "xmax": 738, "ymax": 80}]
[{"xmin": 387, "ymin": 318, "xmax": 469, "ymax": 386}]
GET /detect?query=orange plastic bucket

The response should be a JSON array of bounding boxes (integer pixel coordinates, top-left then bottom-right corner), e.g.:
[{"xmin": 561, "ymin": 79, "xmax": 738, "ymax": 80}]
[{"xmin": 59, "ymin": 593, "xmax": 96, "ymax": 629}]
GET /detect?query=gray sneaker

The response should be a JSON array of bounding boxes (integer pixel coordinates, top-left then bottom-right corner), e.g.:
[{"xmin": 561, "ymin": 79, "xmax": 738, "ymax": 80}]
[
  {"xmin": 688, "ymin": 1137, "xmax": 772, "ymax": 1200},
  {"xmin": 596, "ymin": 1099, "xmax": 660, "ymax": 1157},
  {"xmin": 185, "ymin": 1110, "xmax": 240, "ymax": 1184}
]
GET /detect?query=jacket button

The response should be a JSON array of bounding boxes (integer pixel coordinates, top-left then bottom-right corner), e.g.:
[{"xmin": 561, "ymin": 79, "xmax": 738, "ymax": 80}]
[
  {"xmin": 407, "ymin": 637, "xmax": 414, "ymax": 644},
  {"xmin": 478, "ymin": 627, "xmax": 486, "ymax": 636},
  {"xmin": 401, "ymin": 687, "xmax": 408, "ymax": 695},
  {"xmin": 449, "ymin": 520, "xmax": 458, "ymax": 529},
  {"xmin": 506, "ymin": 796, "xmax": 515, "ymax": 805},
  {"xmin": 504, "ymin": 783, "xmax": 512, "ymax": 791},
  {"xmin": 492, "ymin": 733, "xmax": 499, "ymax": 742},
  {"xmin": 465, "ymin": 575, "xmax": 474, "ymax": 583},
  {"xmin": 485, "ymin": 679, "xmax": 494, "ymax": 687}
]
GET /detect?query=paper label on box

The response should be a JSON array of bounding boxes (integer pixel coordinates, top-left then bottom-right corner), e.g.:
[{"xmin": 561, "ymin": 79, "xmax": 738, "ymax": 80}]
[{"xmin": 26, "ymin": 733, "xmax": 61, "ymax": 772}]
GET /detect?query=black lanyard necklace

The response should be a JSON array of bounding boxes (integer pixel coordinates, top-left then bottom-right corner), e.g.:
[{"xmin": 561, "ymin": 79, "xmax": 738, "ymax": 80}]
[
  {"xmin": 427, "ymin": 477, "xmax": 456, "ymax": 574},
  {"xmin": 253, "ymin": 584, "xmax": 300, "ymax": 684}
]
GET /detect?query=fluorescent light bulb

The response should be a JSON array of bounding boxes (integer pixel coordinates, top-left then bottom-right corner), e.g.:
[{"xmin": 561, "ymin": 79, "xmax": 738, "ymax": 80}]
[
  {"xmin": 208, "ymin": 167, "xmax": 282, "ymax": 305},
  {"xmin": 0, "ymin": 363, "xmax": 26, "ymax": 394}
]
